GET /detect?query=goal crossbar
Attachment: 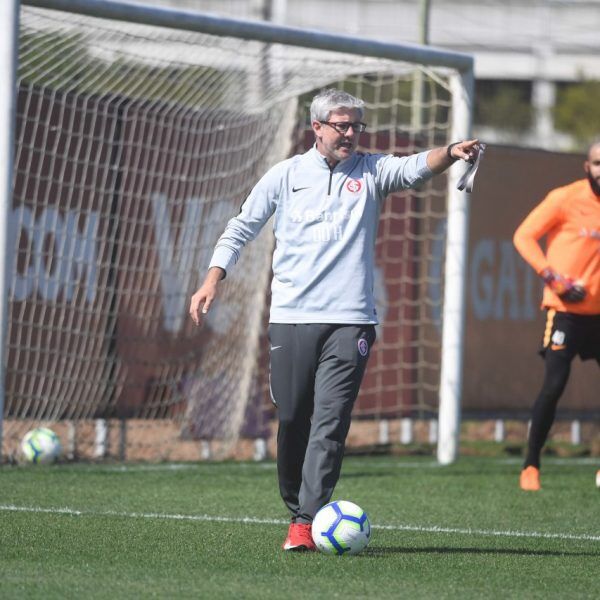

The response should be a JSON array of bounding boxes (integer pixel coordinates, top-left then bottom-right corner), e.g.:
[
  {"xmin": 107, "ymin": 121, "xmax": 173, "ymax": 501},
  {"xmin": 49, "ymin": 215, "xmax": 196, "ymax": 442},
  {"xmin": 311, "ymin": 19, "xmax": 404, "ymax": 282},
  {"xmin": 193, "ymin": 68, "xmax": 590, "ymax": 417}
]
[{"xmin": 24, "ymin": 0, "xmax": 473, "ymax": 73}]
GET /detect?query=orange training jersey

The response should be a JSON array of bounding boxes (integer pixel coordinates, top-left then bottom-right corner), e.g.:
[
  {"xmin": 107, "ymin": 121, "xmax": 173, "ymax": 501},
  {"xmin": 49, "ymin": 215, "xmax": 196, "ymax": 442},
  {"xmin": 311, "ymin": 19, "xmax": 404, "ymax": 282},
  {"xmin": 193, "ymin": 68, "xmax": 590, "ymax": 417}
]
[{"xmin": 513, "ymin": 179, "xmax": 600, "ymax": 314}]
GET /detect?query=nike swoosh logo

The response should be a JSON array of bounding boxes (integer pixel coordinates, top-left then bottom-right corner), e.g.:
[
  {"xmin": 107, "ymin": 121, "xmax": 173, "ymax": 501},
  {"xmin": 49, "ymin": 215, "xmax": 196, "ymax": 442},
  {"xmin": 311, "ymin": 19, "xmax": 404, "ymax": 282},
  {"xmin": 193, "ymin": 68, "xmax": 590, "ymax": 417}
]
[
  {"xmin": 292, "ymin": 186, "xmax": 310, "ymax": 193},
  {"xmin": 270, "ymin": 345, "xmax": 282, "ymax": 351}
]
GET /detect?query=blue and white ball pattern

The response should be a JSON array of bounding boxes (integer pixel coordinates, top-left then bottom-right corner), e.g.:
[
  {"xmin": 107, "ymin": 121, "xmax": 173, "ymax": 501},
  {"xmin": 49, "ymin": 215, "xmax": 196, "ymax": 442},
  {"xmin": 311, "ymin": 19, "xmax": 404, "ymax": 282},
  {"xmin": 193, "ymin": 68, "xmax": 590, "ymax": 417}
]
[
  {"xmin": 21, "ymin": 427, "xmax": 62, "ymax": 464},
  {"xmin": 312, "ymin": 500, "xmax": 371, "ymax": 555}
]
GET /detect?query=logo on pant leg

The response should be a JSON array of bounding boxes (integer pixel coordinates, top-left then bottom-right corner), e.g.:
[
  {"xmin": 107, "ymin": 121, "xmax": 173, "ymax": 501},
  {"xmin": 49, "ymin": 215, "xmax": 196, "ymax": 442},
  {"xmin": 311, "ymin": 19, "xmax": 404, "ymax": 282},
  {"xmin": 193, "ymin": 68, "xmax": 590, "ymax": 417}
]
[
  {"xmin": 550, "ymin": 329, "xmax": 566, "ymax": 351},
  {"xmin": 357, "ymin": 338, "xmax": 369, "ymax": 357}
]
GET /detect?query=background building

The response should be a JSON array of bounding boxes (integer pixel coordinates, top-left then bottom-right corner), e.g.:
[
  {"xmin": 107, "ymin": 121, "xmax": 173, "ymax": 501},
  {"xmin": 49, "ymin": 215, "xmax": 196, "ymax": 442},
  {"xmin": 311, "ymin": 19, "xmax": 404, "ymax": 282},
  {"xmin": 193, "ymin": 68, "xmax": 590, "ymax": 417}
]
[{"xmin": 131, "ymin": 0, "xmax": 600, "ymax": 150}]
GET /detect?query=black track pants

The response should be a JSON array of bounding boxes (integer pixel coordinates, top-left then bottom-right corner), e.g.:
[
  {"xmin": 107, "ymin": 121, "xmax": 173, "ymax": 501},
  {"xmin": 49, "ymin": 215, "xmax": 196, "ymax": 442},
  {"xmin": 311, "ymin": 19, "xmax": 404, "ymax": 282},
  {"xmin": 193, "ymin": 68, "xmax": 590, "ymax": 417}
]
[{"xmin": 268, "ymin": 323, "xmax": 376, "ymax": 523}]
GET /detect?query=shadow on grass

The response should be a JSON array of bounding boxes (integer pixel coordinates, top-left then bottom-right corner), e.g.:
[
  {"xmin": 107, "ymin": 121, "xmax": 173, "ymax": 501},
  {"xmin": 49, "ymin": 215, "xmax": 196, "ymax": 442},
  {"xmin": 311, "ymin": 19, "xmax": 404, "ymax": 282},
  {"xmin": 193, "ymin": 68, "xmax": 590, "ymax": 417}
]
[{"xmin": 363, "ymin": 546, "xmax": 600, "ymax": 557}]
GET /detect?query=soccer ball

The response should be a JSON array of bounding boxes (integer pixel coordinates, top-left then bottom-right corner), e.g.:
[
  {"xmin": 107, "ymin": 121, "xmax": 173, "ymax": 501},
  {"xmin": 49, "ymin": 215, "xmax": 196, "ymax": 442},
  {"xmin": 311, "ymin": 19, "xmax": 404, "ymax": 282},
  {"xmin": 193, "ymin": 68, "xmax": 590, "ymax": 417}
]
[
  {"xmin": 312, "ymin": 500, "xmax": 371, "ymax": 555},
  {"xmin": 20, "ymin": 427, "xmax": 62, "ymax": 464}
]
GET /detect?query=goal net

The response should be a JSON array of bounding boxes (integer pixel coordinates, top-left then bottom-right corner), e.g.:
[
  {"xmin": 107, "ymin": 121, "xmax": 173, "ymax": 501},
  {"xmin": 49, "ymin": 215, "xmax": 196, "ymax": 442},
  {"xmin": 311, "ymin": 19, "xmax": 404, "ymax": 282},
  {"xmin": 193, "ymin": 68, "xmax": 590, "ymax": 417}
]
[{"xmin": 3, "ymin": 0, "xmax": 471, "ymax": 461}]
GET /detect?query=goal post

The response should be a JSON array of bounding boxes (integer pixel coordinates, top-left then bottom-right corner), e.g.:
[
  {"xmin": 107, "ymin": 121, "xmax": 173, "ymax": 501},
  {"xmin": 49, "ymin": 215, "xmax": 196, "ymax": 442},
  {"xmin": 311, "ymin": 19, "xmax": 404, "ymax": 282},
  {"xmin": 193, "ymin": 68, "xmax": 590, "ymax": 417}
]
[
  {"xmin": 0, "ymin": 0, "xmax": 20, "ymax": 456},
  {"xmin": 437, "ymin": 71, "xmax": 474, "ymax": 465},
  {"xmin": 3, "ymin": 0, "xmax": 473, "ymax": 462}
]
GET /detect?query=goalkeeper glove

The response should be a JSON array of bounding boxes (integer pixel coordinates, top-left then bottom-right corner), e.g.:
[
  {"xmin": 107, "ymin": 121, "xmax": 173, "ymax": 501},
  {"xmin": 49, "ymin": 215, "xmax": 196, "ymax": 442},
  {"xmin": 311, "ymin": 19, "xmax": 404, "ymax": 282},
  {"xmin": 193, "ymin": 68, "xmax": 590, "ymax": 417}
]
[{"xmin": 541, "ymin": 268, "xmax": 586, "ymax": 303}]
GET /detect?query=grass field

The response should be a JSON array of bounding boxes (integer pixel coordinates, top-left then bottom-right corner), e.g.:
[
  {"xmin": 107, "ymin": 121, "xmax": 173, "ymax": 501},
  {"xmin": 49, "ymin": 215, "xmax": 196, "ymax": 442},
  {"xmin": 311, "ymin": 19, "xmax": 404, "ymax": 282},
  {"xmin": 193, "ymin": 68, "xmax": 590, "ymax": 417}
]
[{"xmin": 1, "ymin": 455, "xmax": 599, "ymax": 599}]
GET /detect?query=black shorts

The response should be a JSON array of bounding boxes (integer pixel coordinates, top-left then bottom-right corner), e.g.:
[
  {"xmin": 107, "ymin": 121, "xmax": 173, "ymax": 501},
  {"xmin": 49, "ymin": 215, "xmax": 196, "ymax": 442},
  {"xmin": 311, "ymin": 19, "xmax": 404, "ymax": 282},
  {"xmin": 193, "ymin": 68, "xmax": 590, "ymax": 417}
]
[{"xmin": 539, "ymin": 310, "xmax": 600, "ymax": 362}]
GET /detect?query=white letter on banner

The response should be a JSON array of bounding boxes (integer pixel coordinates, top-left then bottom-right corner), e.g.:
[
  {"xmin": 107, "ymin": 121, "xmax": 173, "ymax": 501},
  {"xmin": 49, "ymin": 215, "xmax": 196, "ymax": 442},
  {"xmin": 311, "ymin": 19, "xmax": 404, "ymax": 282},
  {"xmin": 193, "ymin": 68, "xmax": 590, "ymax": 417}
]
[
  {"xmin": 10, "ymin": 206, "xmax": 35, "ymax": 301},
  {"xmin": 63, "ymin": 210, "xmax": 99, "ymax": 303},
  {"xmin": 151, "ymin": 193, "xmax": 203, "ymax": 333},
  {"xmin": 470, "ymin": 239, "xmax": 494, "ymax": 320},
  {"xmin": 34, "ymin": 207, "xmax": 64, "ymax": 301},
  {"xmin": 9, "ymin": 207, "xmax": 99, "ymax": 303},
  {"xmin": 494, "ymin": 241, "xmax": 520, "ymax": 320}
]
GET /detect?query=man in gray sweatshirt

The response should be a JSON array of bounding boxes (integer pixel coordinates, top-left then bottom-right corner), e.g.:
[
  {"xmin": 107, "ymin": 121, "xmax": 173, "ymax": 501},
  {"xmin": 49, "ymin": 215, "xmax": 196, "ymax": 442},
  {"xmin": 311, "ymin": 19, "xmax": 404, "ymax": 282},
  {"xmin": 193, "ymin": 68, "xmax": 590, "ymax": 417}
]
[{"xmin": 190, "ymin": 88, "xmax": 481, "ymax": 551}]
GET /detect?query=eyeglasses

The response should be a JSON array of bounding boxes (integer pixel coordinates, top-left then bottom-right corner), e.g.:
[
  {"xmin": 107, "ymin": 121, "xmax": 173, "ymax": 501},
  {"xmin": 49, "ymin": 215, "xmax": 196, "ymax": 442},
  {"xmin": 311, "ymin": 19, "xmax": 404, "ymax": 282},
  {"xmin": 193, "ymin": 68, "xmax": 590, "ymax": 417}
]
[{"xmin": 319, "ymin": 121, "xmax": 367, "ymax": 134}]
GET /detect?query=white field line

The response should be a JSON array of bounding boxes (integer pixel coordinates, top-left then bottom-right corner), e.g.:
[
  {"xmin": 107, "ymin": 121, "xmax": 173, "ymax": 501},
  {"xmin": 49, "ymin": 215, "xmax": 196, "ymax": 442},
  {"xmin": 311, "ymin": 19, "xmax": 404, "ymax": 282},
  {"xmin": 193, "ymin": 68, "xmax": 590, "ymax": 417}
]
[
  {"xmin": 91, "ymin": 456, "xmax": 599, "ymax": 473},
  {"xmin": 1, "ymin": 503, "xmax": 599, "ymax": 543}
]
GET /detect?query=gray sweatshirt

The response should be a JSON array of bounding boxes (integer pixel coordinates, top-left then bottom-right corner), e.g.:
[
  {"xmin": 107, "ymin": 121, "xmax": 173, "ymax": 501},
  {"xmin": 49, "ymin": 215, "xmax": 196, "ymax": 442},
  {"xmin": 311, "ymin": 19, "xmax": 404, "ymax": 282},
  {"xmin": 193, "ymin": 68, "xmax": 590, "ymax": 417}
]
[{"xmin": 209, "ymin": 145, "xmax": 434, "ymax": 324}]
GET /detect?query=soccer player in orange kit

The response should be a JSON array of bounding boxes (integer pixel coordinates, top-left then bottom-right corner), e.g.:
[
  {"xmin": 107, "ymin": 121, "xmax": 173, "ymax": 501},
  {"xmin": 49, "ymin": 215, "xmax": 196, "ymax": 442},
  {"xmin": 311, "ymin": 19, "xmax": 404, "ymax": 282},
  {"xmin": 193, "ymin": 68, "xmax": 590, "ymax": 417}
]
[{"xmin": 513, "ymin": 139, "xmax": 600, "ymax": 491}]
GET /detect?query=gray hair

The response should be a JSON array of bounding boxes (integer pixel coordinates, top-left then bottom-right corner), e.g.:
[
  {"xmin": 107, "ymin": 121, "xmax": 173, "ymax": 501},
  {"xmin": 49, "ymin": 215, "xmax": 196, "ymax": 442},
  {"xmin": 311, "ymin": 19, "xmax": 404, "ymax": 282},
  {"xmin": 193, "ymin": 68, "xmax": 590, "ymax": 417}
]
[{"xmin": 310, "ymin": 88, "xmax": 365, "ymax": 123}]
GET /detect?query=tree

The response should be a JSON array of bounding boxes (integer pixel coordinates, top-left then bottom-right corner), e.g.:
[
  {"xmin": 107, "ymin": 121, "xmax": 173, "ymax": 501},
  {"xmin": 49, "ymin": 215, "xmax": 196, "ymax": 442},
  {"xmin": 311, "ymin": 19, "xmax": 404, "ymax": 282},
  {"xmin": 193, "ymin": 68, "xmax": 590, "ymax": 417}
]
[{"xmin": 554, "ymin": 80, "xmax": 600, "ymax": 148}]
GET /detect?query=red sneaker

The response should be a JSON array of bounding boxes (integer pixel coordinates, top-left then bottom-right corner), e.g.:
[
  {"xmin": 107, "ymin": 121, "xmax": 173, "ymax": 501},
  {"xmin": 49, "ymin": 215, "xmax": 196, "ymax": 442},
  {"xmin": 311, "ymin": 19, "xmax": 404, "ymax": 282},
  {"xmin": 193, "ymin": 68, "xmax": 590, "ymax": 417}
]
[{"xmin": 282, "ymin": 523, "xmax": 316, "ymax": 552}]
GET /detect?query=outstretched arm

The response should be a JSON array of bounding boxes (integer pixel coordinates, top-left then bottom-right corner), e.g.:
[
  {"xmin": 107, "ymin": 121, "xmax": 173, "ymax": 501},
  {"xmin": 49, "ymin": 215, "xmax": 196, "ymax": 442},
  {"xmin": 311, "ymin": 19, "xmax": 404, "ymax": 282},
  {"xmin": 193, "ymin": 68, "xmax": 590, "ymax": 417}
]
[{"xmin": 427, "ymin": 139, "xmax": 481, "ymax": 174}]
